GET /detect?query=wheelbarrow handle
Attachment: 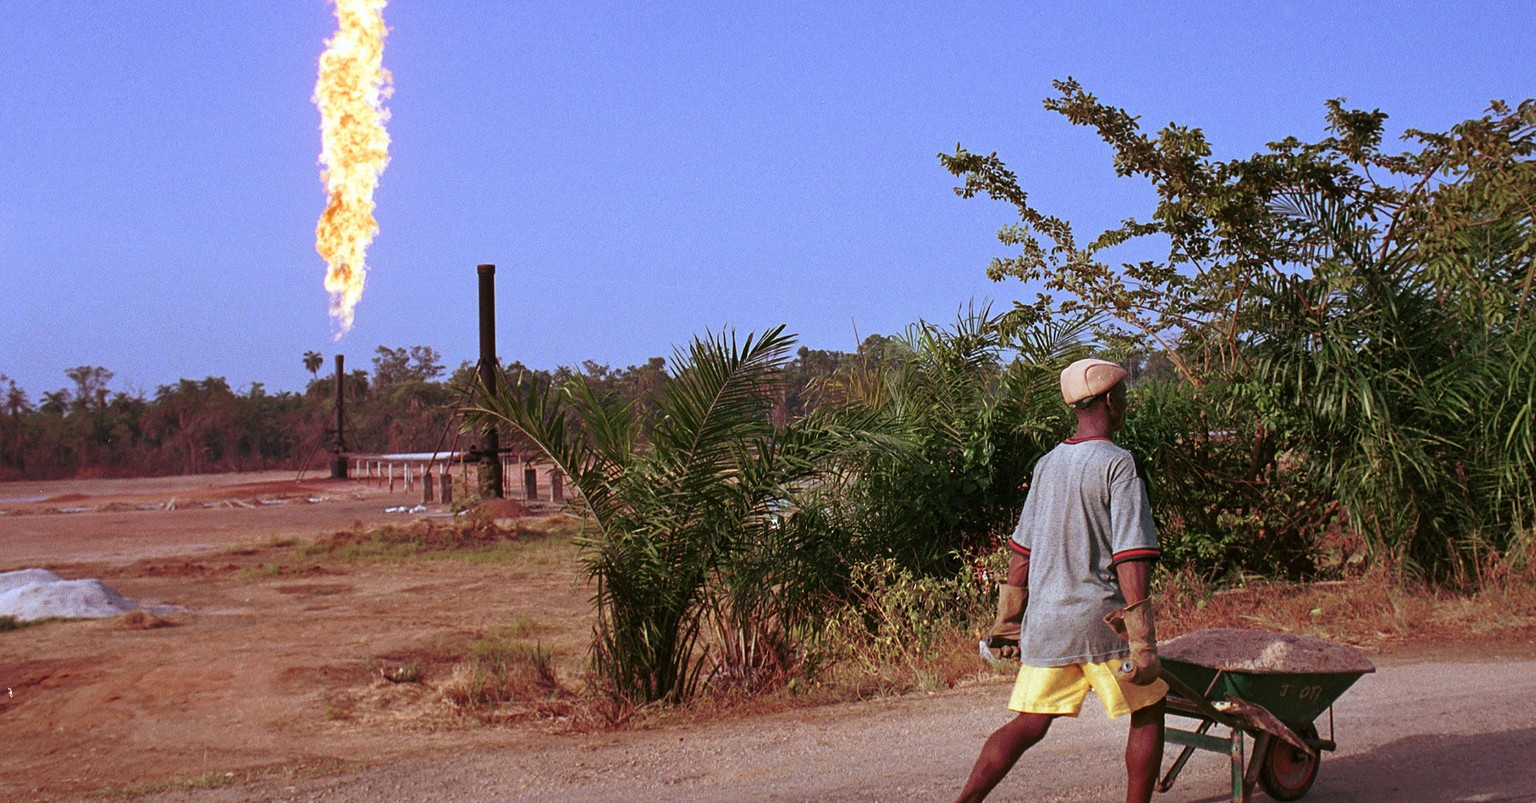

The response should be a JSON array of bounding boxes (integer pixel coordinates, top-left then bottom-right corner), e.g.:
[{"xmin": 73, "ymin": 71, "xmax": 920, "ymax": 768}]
[{"xmin": 1124, "ymin": 658, "xmax": 1229, "ymax": 722}]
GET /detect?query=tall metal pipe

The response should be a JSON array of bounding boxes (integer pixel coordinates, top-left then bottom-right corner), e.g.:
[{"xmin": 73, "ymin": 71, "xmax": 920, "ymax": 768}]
[
  {"xmin": 331, "ymin": 353, "xmax": 348, "ymax": 478},
  {"xmin": 477, "ymin": 264, "xmax": 503, "ymax": 498}
]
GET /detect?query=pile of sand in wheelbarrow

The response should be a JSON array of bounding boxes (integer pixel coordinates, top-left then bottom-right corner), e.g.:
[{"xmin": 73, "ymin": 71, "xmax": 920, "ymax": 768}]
[
  {"xmin": 1161, "ymin": 628, "xmax": 1376, "ymax": 674},
  {"xmin": 0, "ymin": 568, "xmax": 178, "ymax": 622}
]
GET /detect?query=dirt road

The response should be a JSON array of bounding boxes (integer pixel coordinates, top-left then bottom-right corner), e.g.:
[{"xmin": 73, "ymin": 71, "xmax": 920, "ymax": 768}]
[{"xmin": 128, "ymin": 648, "xmax": 1535, "ymax": 802}]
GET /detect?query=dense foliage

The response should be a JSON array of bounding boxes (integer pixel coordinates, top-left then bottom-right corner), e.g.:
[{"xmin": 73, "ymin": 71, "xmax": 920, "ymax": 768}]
[{"xmin": 943, "ymin": 80, "xmax": 1535, "ymax": 584}]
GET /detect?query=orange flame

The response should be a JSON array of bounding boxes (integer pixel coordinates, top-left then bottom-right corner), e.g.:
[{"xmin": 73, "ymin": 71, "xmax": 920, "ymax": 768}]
[{"xmin": 314, "ymin": 0, "xmax": 391, "ymax": 336}]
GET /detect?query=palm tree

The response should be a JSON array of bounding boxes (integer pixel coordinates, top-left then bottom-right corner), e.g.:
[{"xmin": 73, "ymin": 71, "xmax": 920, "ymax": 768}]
[
  {"xmin": 469, "ymin": 325, "xmax": 857, "ymax": 704},
  {"xmin": 303, "ymin": 351, "xmax": 324, "ymax": 381},
  {"xmin": 2, "ymin": 377, "xmax": 29, "ymax": 418},
  {"xmin": 39, "ymin": 390, "xmax": 71, "ymax": 416}
]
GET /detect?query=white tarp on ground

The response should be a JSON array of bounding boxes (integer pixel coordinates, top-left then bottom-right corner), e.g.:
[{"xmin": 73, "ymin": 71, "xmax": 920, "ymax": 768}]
[{"xmin": 0, "ymin": 568, "xmax": 140, "ymax": 621}]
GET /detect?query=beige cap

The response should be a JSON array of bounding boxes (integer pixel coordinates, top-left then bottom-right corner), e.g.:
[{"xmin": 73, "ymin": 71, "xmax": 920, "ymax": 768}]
[{"xmin": 1060, "ymin": 358, "xmax": 1127, "ymax": 405}]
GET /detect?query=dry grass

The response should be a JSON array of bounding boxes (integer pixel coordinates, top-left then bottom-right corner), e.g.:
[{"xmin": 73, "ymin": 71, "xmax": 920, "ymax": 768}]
[
  {"xmin": 1157, "ymin": 562, "xmax": 1536, "ymax": 650},
  {"xmin": 439, "ymin": 637, "xmax": 565, "ymax": 716},
  {"xmin": 320, "ymin": 630, "xmax": 583, "ymax": 731}
]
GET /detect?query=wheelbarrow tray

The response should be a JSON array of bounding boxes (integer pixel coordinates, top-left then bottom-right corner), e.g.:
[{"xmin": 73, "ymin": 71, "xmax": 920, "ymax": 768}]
[
  {"xmin": 1162, "ymin": 657, "xmax": 1371, "ymax": 727},
  {"xmin": 1151, "ymin": 630, "xmax": 1376, "ymax": 801}
]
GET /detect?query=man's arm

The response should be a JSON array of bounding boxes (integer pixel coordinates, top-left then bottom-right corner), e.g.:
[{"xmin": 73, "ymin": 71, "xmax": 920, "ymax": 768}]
[
  {"xmin": 1007, "ymin": 550, "xmax": 1029, "ymax": 589},
  {"xmin": 1114, "ymin": 557, "xmax": 1150, "ymax": 606}
]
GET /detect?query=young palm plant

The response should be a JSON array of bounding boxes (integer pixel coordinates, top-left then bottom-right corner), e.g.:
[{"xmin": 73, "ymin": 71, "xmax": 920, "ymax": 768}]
[{"xmin": 467, "ymin": 326, "xmax": 853, "ymax": 704}]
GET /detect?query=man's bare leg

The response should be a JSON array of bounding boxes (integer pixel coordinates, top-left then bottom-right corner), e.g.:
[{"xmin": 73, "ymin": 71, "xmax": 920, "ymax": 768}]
[
  {"xmin": 1125, "ymin": 698, "xmax": 1165, "ymax": 803},
  {"xmin": 954, "ymin": 712, "xmax": 1055, "ymax": 803}
]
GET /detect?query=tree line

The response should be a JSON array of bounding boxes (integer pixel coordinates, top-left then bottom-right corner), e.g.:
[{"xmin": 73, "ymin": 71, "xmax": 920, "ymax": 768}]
[{"xmin": 0, "ymin": 341, "xmax": 897, "ymax": 482}]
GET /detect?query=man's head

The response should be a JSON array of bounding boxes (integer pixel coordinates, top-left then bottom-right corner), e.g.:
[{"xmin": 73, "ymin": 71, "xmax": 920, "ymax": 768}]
[{"xmin": 1061, "ymin": 358, "xmax": 1128, "ymax": 430}]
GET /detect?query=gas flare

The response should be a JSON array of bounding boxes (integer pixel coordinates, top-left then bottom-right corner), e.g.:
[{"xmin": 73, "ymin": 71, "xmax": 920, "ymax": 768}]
[{"xmin": 314, "ymin": 0, "xmax": 391, "ymax": 336}]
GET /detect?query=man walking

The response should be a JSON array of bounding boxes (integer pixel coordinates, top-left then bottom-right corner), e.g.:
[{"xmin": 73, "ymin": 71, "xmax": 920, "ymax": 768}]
[{"xmin": 957, "ymin": 358, "xmax": 1166, "ymax": 803}]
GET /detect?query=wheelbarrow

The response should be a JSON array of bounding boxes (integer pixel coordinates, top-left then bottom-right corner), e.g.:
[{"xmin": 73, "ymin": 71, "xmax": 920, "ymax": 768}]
[{"xmin": 1148, "ymin": 629, "xmax": 1375, "ymax": 801}]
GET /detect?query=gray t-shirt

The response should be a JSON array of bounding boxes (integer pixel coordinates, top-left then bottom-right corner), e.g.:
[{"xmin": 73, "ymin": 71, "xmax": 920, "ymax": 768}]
[{"xmin": 1009, "ymin": 437, "xmax": 1159, "ymax": 666}]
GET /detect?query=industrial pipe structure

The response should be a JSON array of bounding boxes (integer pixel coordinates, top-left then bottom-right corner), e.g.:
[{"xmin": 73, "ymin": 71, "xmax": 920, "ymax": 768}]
[
  {"xmin": 477, "ymin": 263, "xmax": 504, "ymax": 498},
  {"xmin": 330, "ymin": 353, "xmax": 348, "ymax": 479}
]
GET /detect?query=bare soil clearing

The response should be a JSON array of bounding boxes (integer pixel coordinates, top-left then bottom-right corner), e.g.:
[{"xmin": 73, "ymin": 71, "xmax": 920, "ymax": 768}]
[
  {"xmin": 1, "ymin": 471, "xmax": 592, "ymax": 801},
  {"xmin": 1, "ymin": 471, "xmax": 412, "ymax": 565},
  {"xmin": 3, "ymin": 472, "xmax": 1536, "ymax": 802}
]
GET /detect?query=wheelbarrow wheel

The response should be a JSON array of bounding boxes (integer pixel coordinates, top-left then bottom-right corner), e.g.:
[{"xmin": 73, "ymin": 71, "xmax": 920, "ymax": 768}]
[{"xmin": 1258, "ymin": 723, "xmax": 1319, "ymax": 801}]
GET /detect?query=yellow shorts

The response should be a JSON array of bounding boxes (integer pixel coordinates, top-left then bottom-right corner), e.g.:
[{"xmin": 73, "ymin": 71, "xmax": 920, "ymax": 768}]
[{"xmin": 1007, "ymin": 659, "xmax": 1168, "ymax": 719}]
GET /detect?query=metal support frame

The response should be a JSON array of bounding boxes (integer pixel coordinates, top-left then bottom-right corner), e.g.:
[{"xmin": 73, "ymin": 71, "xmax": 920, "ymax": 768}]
[{"xmin": 1156, "ymin": 669, "xmax": 1335, "ymax": 802}]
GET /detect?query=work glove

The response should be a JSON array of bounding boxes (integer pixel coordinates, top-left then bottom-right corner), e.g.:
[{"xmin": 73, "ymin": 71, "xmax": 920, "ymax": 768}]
[
  {"xmin": 983, "ymin": 583, "xmax": 1027, "ymax": 660},
  {"xmin": 1104, "ymin": 598, "xmax": 1162, "ymax": 685}
]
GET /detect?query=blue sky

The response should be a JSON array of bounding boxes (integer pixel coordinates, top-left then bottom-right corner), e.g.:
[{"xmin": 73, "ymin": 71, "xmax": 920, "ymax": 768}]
[{"xmin": 3, "ymin": 1, "xmax": 1533, "ymax": 398}]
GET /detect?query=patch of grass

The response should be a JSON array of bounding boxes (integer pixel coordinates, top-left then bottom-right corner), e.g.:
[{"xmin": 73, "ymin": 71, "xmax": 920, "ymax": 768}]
[
  {"xmin": 803, "ymin": 557, "xmax": 995, "ymax": 692},
  {"xmin": 440, "ymin": 634, "xmax": 567, "ymax": 721},
  {"xmin": 294, "ymin": 516, "xmax": 582, "ymax": 565},
  {"xmin": 489, "ymin": 615, "xmax": 550, "ymax": 640},
  {"xmin": 321, "ymin": 632, "xmax": 577, "ymax": 728},
  {"xmin": 218, "ymin": 516, "xmax": 583, "ymax": 578},
  {"xmin": 323, "ymin": 696, "xmax": 356, "ymax": 721},
  {"xmin": 237, "ymin": 562, "xmax": 334, "ymax": 579},
  {"xmin": 110, "ymin": 769, "xmax": 258, "ymax": 796}
]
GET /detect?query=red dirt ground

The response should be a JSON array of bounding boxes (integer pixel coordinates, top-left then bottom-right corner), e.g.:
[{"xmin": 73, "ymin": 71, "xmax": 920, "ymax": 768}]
[{"xmin": 0, "ymin": 471, "xmax": 591, "ymax": 801}]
